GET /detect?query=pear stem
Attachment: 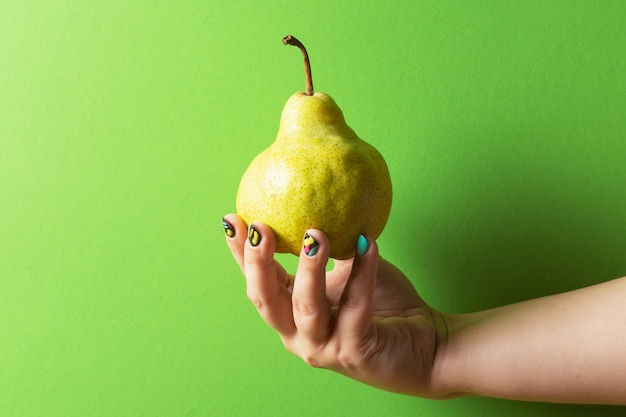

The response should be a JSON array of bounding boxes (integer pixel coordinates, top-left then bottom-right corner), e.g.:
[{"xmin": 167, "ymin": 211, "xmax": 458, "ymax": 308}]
[{"xmin": 283, "ymin": 35, "xmax": 314, "ymax": 96}]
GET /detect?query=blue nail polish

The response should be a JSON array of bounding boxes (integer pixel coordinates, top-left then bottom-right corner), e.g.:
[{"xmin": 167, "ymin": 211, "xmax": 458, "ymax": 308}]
[{"xmin": 356, "ymin": 234, "xmax": 369, "ymax": 256}]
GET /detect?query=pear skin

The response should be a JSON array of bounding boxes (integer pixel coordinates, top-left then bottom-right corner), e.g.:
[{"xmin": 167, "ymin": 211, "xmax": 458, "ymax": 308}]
[{"xmin": 236, "ymin": 91, "xmax": 392, "ymax": 260}]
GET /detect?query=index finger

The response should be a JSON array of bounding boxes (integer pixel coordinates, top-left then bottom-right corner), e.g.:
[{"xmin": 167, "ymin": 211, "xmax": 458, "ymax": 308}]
[{"xmin": 243, "ymin": 222, "xmax": 297, "ymax": 337}]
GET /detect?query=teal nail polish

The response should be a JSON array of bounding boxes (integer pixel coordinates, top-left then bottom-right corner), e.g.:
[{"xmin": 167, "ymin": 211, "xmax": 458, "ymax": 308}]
[
  {"xmin": 303, "ymin": 233, "xmax": 319, "ymax": 257},
  {"xmin": 248, "ymin": 223, "xmax": 261, "ymax": 247},
  {"xmin": 356, "ymin": 234, "xmax": 369, "ymax": 256}
]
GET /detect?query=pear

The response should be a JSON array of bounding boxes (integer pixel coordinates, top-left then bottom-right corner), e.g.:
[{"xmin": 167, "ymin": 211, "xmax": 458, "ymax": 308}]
[{"xmin": 236, "ymin": 35, "xmax": 392, "ymax": 260}]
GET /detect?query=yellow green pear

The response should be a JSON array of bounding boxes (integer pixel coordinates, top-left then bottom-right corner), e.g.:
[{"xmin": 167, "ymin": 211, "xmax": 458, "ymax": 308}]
[{"xmin": 236, "ymin": 35, "xmax": 392, "ymax": 260}]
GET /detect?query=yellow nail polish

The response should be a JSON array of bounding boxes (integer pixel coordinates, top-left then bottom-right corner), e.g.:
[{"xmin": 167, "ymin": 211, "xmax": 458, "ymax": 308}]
[{"xmin": 248, "ymin": 223, "xmax": 261, "ymax": 247}]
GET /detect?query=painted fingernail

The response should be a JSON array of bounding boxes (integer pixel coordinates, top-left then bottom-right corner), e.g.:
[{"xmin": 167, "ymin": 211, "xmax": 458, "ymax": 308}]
[
  {"xmin": 303, "ymin": 233, "xmax": 319, "ymax": 257},
  {"xmin": 222, "ymin": 217, "xmax": 235, "ymax": 238},
  {"xmin": 356, "ymin": 234, "xmax": 369, "ymax": 256},
  {"xmin": 248, "ymin": 223, "xmax": 261, "ymax": 247}
]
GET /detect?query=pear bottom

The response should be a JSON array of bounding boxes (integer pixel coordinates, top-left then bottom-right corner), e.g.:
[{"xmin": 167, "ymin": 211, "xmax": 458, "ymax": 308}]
[{"xmin": 236, "ymin": 140, "xmax": 392, "ymax": 260}]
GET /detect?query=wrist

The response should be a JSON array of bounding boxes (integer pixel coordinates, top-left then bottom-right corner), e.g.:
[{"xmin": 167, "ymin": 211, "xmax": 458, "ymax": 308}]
[{"xmin": 428, "ymin": 312, "xmax": 469, "ymax": 399}]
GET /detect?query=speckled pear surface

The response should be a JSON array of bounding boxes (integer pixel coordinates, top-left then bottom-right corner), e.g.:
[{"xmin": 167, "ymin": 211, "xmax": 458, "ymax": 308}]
[{"xmin": 236, "ymin": 91, "xmax": 392, "ymax": 260}]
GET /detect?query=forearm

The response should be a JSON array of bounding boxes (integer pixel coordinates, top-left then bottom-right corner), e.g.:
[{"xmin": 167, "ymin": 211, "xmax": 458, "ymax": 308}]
[{"xmin": 433, "ymin": 277, "xmax": 626, "ymax": 404}]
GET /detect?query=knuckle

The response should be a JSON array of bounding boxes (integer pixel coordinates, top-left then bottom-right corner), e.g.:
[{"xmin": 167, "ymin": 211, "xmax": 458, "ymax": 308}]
[
  {"xmin": 246, "ymin": 291, "xmax": 264, "ymax": 310},
  {"xmin": 300, "ymin": 342, "xmax": 326, "ymax": 368},
  {"xmin": 292, "ymin": 298, "xmax": 318, "ymax": 316},
  {"xmin": 334, "ymin": 337, "xmax": 376, "ymax": 370},
  {"xmin": 303, "ymin": 355, "xmax": 322, "ymax": 368},
  {"xmin": 283, "ymin": 338, "xmax": 323, "ymax": 368},
  {"xmin": 336, "ymin": 346, "xmax": 364, "ymax": 370},
  {"xmin": 281, "ymin": 337, "xmax": 298, "ymax": 355},
  {"xmin": 340, "ymin": 292, "xmax": 363, "ymax": 312},
  {"xmin": 335, "ymin": 346, "xmax": 357, "ymax": 369}
]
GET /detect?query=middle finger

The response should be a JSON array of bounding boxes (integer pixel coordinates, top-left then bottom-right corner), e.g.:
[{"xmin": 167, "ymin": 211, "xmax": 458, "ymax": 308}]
[{"xmin": 292, "ymin": 230, "xmax": 333, "ymax": 345}]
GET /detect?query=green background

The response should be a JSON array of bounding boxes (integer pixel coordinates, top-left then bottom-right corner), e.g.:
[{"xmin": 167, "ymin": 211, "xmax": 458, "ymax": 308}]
[{"xmin": 2, "ymin": 1, "xmax": 625, "ymax": 416}]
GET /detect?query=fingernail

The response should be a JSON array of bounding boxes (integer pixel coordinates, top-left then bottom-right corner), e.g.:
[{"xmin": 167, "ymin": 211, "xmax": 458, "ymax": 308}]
[
  {"xmin": 356, "ymin": 234, "xmax": 369, "ymax": 256},
  {"xmin": 303, "ymin": 233, "xmax": 319, "ymax": 257},
  {"xmin": 248, "ymin": 223, "xmax": 261, "ymax": 247},
  {"xmin": 222, "ymin": 217, "xmax": 235, "ymax": 238}
]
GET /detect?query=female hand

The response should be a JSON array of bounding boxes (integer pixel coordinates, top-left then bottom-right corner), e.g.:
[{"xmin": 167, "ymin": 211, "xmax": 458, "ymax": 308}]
[{"xmin": 222, "ymin": 214, "xmax": 448, "ymax": 398}]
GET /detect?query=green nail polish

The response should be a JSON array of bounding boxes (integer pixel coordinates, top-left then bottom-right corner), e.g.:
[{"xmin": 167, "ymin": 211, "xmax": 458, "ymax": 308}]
[
  {"xmin": 248, "ymin": 223, "xmax": 261, "ymax": 247},
  {"xmin": 356, "ymin": 234, "xmax": 369, "ymax": 256}
]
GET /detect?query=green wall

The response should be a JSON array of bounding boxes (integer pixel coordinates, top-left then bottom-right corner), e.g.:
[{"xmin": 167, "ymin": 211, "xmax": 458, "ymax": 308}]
[{"xmin": 2, "ymin": 1, "xmax": 625, "ymax": 416}]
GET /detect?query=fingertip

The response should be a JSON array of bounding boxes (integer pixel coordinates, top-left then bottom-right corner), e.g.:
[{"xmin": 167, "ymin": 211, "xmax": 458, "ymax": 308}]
[
  {"xmin": 245, "ymin": 221, "xmax": 276, "ymax": 254},
  {"xmin": 296, "ymin": 230, "xmax": 330, "ymax": 280},
  {"xmin": 247, "ymin": 223, "xmax": 262, "ymax": 247},
  {"xmin": 349, "ymin": 235, "xmax": 379, "ymax": 282},
  {"xmin": 243, "ymin": 222, "xmax": 278, "ymax": 291},
  {"xmin": 356, "ymin": 234, "xmax": 369, "ymax": 256},
  {"xmin": 356, "ymin": 234, "xmax": 378, "ymax": 258},
  {"xmin": 221, "ymin": 213, "xmax": 244, "ymax": 239},
  {"xmin": 300, "ymin": 229, "xmax": 329, "ymax": 259},
  {"xmin": 222, "ymin": 214, "xmax": 249, "ymax": 274}
]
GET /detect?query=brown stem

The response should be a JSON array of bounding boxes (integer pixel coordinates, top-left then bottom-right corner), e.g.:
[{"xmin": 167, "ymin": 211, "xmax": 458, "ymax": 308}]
[{"xmin": 282, "ymin": 35, "xmax": 314, "ymax": 96}]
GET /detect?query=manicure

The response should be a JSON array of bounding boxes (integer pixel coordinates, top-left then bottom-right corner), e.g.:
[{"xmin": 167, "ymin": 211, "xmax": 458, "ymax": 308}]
[
  {"xmin": 303, "ymin": 232, "xmax": 319, "ymax": 257},
  {"xmin": 222, "ymin": 217, "xmax": 236, "ymax": 238},
  {"xmin": 248, "ymin": 223, "xmax": 262, "ymax": 247},
  {"xmin": 356, "ymin": 234, "xmax": 369, "ymax": 256}
]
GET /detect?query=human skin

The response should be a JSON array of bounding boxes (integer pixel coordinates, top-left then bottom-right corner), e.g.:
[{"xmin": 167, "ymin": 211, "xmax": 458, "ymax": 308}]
[{"xmin": 222, "ymin": 213, "xmax": 626, "ymax": 405}]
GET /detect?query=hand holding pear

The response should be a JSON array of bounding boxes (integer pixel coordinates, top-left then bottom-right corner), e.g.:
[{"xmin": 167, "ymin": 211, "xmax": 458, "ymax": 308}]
[{"xmin": 236, "ymin": 35, "xmax": 392, "ymax": 260}]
